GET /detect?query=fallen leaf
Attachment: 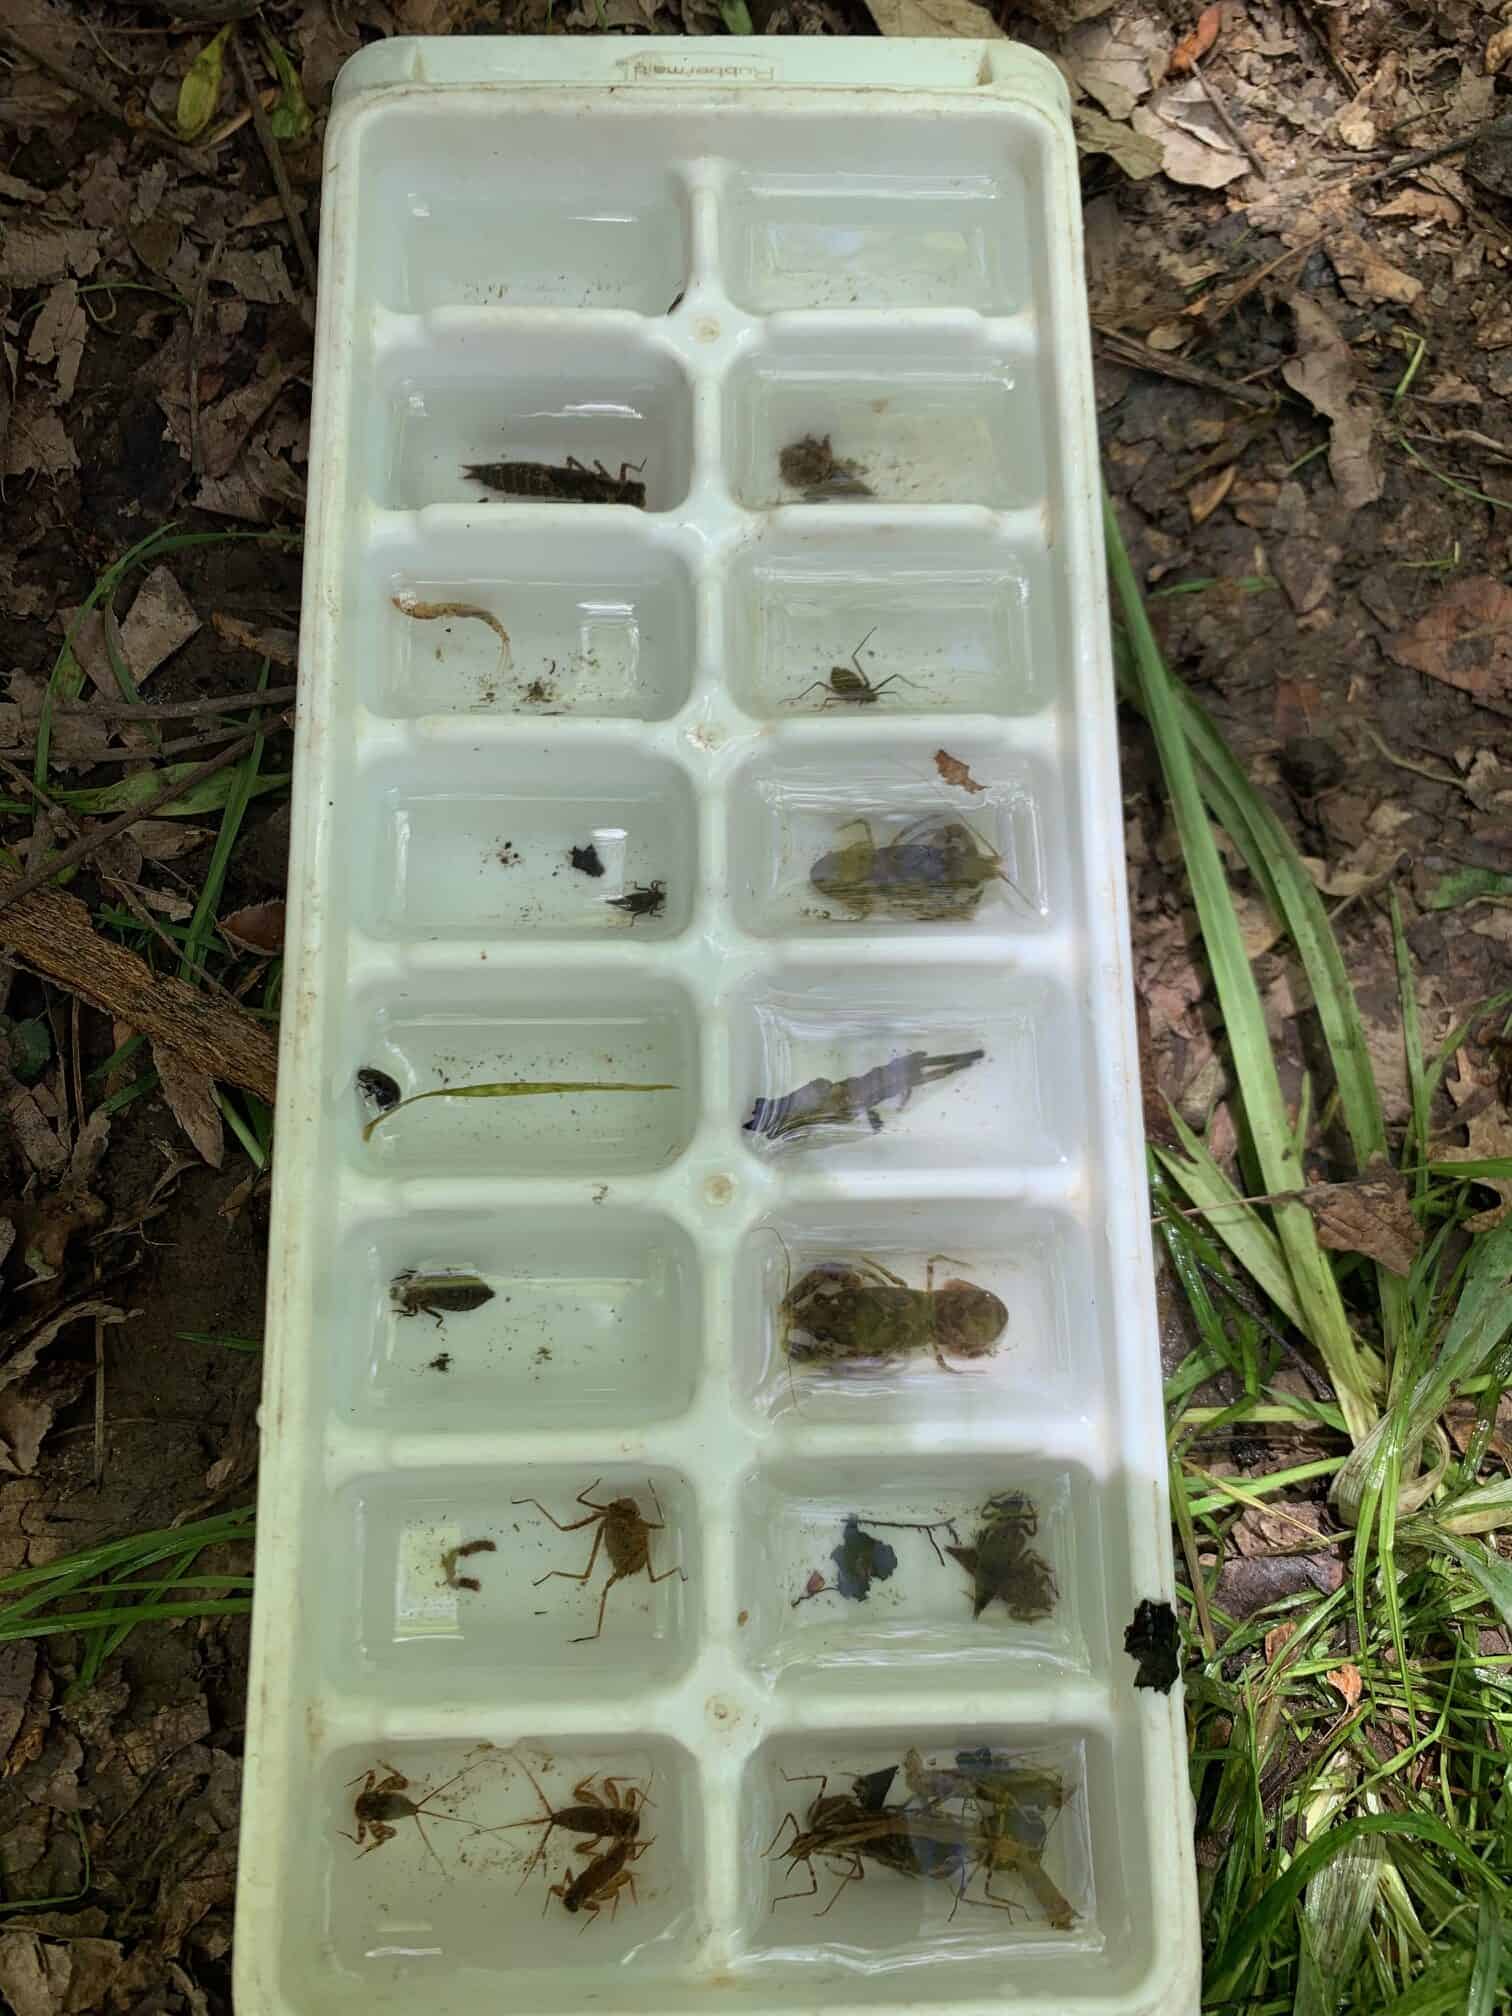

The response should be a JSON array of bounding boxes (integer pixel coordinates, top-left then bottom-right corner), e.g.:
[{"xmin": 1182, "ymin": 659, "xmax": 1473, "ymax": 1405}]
[
  {"xmin": 1487, "ymin": 22, "xmax": 1512, "ymax": 72},
  {"xmin": 25, "ymin": 279, "xmax": 86, "ymax": 405},
  {"xmin": 1329, "ymin": 229, "xmax": 1423, "ymax": 310},
  {"xmin": 1188, "ymin": 461, "xmax": 1236, "ymax": 525},
  {"xmin": 1133, "ymin": 78, "xmax": 1249, "ymax": 187},
  {"xmin": 1169, "ymin": 3, "xmax": 1220, "ymax": 74},
  {"xmin": 861, "ymin": 0, "xmax": 1004, "ymax": 31},
  {"xmin": 0, "ymin": 223, "xmax": 101, "ymax": 288},
  {"xmin": 1264, "ymin": 1620, "xmax": 1299, "ymax": 1662},
  {"xmin": 218, "ymin": 245, "xmax": 294, "ymax": 307},
  {"xmin": 176, "ymin": 23, "xmax": 232, "ymax": 140},
  {"xmin": 1337, "ymin": 96, "xmax": 1377, "ymax": 150},
  {"xmin": 0, "ymin": 1362, "xmax": 91, "ymax": 1477},
  {"xmin": 1281, "ymin": 294, "xmax": 1383, "ymax": 510},
  {"xmin": 133, "ymin": 820, "xmax": 215, "ymax": 861},
  {"xmin": 934, "ymin": 748, "xmax": 985, "ymax": 793},
  {"xmin": 211, "ymin": 613, "xmax": 299, "ymax": 667},
  {"xmin": 5, "ymin": 1086, "xmax": 65, "ymax": 1175},
  {"xmin": 1074, "ymin": 107, "xmax": 1165, "ymax": 180},
  {"xmin": 1062, "ymin": 20, "xmax": 1160, "ymax": 119},
  {"xmin": 1388, "ymin": 575, "xmax": 1512, "ymax": 714},
  {"xmin": 1326, "ymin": 1662, "xmax": 1362, "ymax": 1708},
  {"xmin": 219, "ymin": 899, "xmax": 285, "ymax": 954},
  {"xmin": 119, "ymin": 566, "xmax": 200, "ymax": 684},
  {"xmin": 0, "ymin": 1301, "xmax": 126, "ymax": 1397},
  {"xmin": 2, "ymin": 391, "xmax": 78, "ymax": 481},
  {"xmin": 1374, "ymin": 187, "xmax": 1463, "ymax": 229},
  {"xmin": 1306, "ymin": 1171, "xmax": 1421, "ymax": 1276},
  {"xmin": 151, "ymin": 1040, "xmax": 225, "ymax": 1169}
]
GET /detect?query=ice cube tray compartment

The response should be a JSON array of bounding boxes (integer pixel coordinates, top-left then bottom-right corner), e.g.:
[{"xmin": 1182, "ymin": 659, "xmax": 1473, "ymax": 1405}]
[
  {"xmin": 239, "ymin": 37, "xmax": 1197, "ymax": 2016},
  {"xmin": 366, "ymin": 518, "xmax": 698, "ymax": 719},
  {"xmin": 325, "ymin": 1206, "xmax": 702, "ymax": 1431}
]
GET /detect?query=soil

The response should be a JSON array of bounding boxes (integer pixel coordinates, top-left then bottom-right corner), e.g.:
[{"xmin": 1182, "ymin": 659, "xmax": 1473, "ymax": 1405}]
[{"xmin": 2, "ymin": 0, "xmax": 1511, "ymax": 2008}]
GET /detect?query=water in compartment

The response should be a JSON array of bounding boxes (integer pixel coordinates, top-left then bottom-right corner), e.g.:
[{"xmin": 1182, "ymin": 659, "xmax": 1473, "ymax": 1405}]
[
  {"xmin": 733, "ymin": 1199, "xmax": 1089, "ymax": 1429},
  {"xmin": 357, "ymin": 109, "xmax": 690, "ymax": 313},
  {"xmin": 352, "ymin": 969, "xmax": 697, "ymax": 1176},
  {"xmin": 725, "ymin": 521, "xmax": 1052, "ymax": 718},
  {"xmin": 332, "ymin": 1466, "xmax": 697, "ymax": 1702},
  {"xmin": 373, "ymin": 326, "xmax": 693, "ymax": 510},
  {"xmin": 737, "ymin": 1728, "xmax": 1101, "ymax": 1970},
  {"xmin": 729, "ymin": 738, "xmax": 1047, "ymax": 935},
  {"xmin": 369, "ymin": 525, "xmax": 696, "ymax": 718},
  {"xmin": 725, "ymin": 331, "xmax": 1044, "ymax": 509},
  {"xmin": 732, "ymin": 966, "xmax": 1079, "ymax": 1170},
  {"xmin": 309, "ymin": 1735, "xmax": 700, "ymax": 1979},
  {"xmin": 329, "ymin": 1207, "xmax": 700, "ymax": 1431},
  {"xmin": 355, "ymin": 743, "xmax": 696, "ymax": 939},
  {"xmin": 723, "ymin": 168, "xmax": 1029, "ymax": 315},
  {"xmin": 736, "ymin": 1459, "xmax": 1086, "ymax": 1687}
]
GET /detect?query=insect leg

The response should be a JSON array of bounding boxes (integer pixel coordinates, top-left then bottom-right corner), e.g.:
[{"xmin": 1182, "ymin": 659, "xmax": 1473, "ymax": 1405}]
[
  {"xmin": 510, "ymin": 1495, "xmax": 601, "ymax": 1534},
  {"xmin": 534, "ymin": 1520, "xmax": 607, "ymax": 1591},
  {"xmin": 570, "ymin": 1565, "xmax": 625, "ymax": 1644},
  {"xmin": 816, "ymin": 1850, "xmax": 865, "ymax": 1917}
]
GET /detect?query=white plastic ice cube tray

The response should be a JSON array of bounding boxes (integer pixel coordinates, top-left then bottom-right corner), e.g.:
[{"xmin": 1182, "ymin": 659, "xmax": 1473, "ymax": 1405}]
[{"xmin": 236, "ymin": 33, "xmax": 1198, "ymax": 2016}]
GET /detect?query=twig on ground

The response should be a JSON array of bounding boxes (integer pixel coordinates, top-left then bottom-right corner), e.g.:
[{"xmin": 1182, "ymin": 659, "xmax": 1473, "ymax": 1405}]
[
  {"xmin": 1191, "ymin": 60, "xmax": 1267, "ymax": 180},
  {"xmin": 189, "ymin": 235, "xmax": 226, "ymax": 480},
  {"xmin": 1356, "ymin": 112, "xmax": 1512, "ymax": 190},
  {"xmin": 1095, "ymin": 328, "xmax": 1274, "ymax": 409},
  {"xmin": 231, "ymin": 31, "xmax": 317, "ymax": 298},
  {"xmin": 1361, "ymin": 726, "xmax": 1475, "ymax": 801},
  {"xmin": 59, "ymin": 685, "xmax": 298, "ymax": 721},
  {"xmin": 0, "ymin": 734, "xmax": 257, "ymax": 916},
  {"xmin": 0, "ymin": 879, "xmax": 278, "ymax": 1103},
  {"xmin": 67, "ymin": 718, "xmax": 290, "ymax": 764},
  {"xmin": 0, "ymin": 754, "xmax": 240, "ymax": 999},
  {"xmin": 0, "ymin": 20, "xmax": 209, "ymax": 169}
]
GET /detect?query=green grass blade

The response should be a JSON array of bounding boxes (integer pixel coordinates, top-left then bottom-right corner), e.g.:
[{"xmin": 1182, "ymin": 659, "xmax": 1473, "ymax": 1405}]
[
  {"xmin": 1206, "ymin": 1813, "xmax": 1504, "ymax": 2002},
  {"xmin": 1106, "ymin": 492, "xmax": 1378, "ymax": 1442},
  {"xmin": 1469, "ymin": 1881, "xmax": 1504, "ymax": 2016},
  {"xmin": 180, "ymin": 661, "xmax": 269, "ymax": 982}
]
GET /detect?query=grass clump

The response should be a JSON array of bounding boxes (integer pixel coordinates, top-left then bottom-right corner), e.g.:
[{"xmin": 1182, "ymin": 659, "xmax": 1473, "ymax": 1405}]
[{"xmin": 1108, "ymin": 491, "xmax": 1512, "ymax": 2013}]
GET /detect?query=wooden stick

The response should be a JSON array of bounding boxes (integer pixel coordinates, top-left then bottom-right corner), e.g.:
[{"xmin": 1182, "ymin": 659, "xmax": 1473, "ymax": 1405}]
[
  {"xmin": 231, "ymin": 31, "xmax": 317, "ymax": 298},
  {"xmin": 0, "ymin": 733, "xmax": 257, "ymax": 916},
  {"xmin": 0, "ymin": 879, "xmax": 278, "ymax": 1103},
  {"xmin": 59, "ymin": 684, "xmax": 297, "ymax": 721}
]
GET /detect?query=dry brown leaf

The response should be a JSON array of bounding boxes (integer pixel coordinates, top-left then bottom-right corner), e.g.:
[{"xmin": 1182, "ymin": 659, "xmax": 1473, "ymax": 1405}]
[
  {"xmin": 25, "ymin": 279, "xmax": 86, "ymax": 405},
  {"xmin": 1388, "ymin": 575, "xmax": 1512, "ymax": 714},
  {"xmin": 1169, "ymin": 3, "xmax": 1220, "ymax": 74},
  {"xmin": 1374, "ymin": 187, "xmax": 1464, "ymax": 230},
  {"xmin": 0, "ymin": 1301, "xmax": 126, "ymax": 1397},
  {"xmin": 1337, "ymin": 98, "xmax": 1377, "ymax": 150},
  {"xmin": 1330, "ymin": 229, "xmax": 1423, "ymax": 310},
  {"xmin": 1326, "ymin": 1662, "xmax": 1363, "ymax": 1708},
  {"xmin": 1281, "ymin": 294, "xmax": 1383, "ymax": 511},
  {"xmin": 1132, "ymin": 87, "xmax": 1248, "ymax": 187},
  {"xmin": 0, "ymin": 223, "xmax": 101, "ymax": 288},
  {"xmin": 1264, "ymin": 1621, "xmax": 1298, "ymax": 1661},
  {"xmin": 219, "ymin": 900, "xmax": 285, "ymax": 955},
  {"xmin": 1306, "ymin": 1171, "xmax": 1421, "ymax": 1276},
  {"xmin": 119, "ymin": 566, "xmax": 200, "ymax": 685},
  {"xmin": 934, "ymin": 748, "xmax": 985, "ymax": 794},
  {"xmin": 1061, "ymin": 20, "xmax": 1161, "ymax": 119},
  {"xmin": 151, "ymin": 1040, "xmax": 225, "ymax": 1169},
  {"xmin": 1486, "ymin": 22, "xmax": 1512, "ymax": 72},
  {"xmin": 211, "ymin": 613, "xmax": 299, "ymax": 667},
  {"xmin": 1188, "ymin": 462, "xmax": 1236, "ymax": 525},
  {"xmin": 861, "ymin": 0, "xmax": 1004, "ymax": 32},
  {"xmin": 2, "ymin": 390, "xmax": 78, "ymax": 481},
  {"xmin": 133, "ymin": 820, "xmax": 215, "ymax": 862},
  {"xmin": 1074, "ymin": 107, "xmax": 1165, "ymax": 179},
  {"xmin": 5, "ymin": 1086, "xmax": 66, "ymax": 1175}
]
